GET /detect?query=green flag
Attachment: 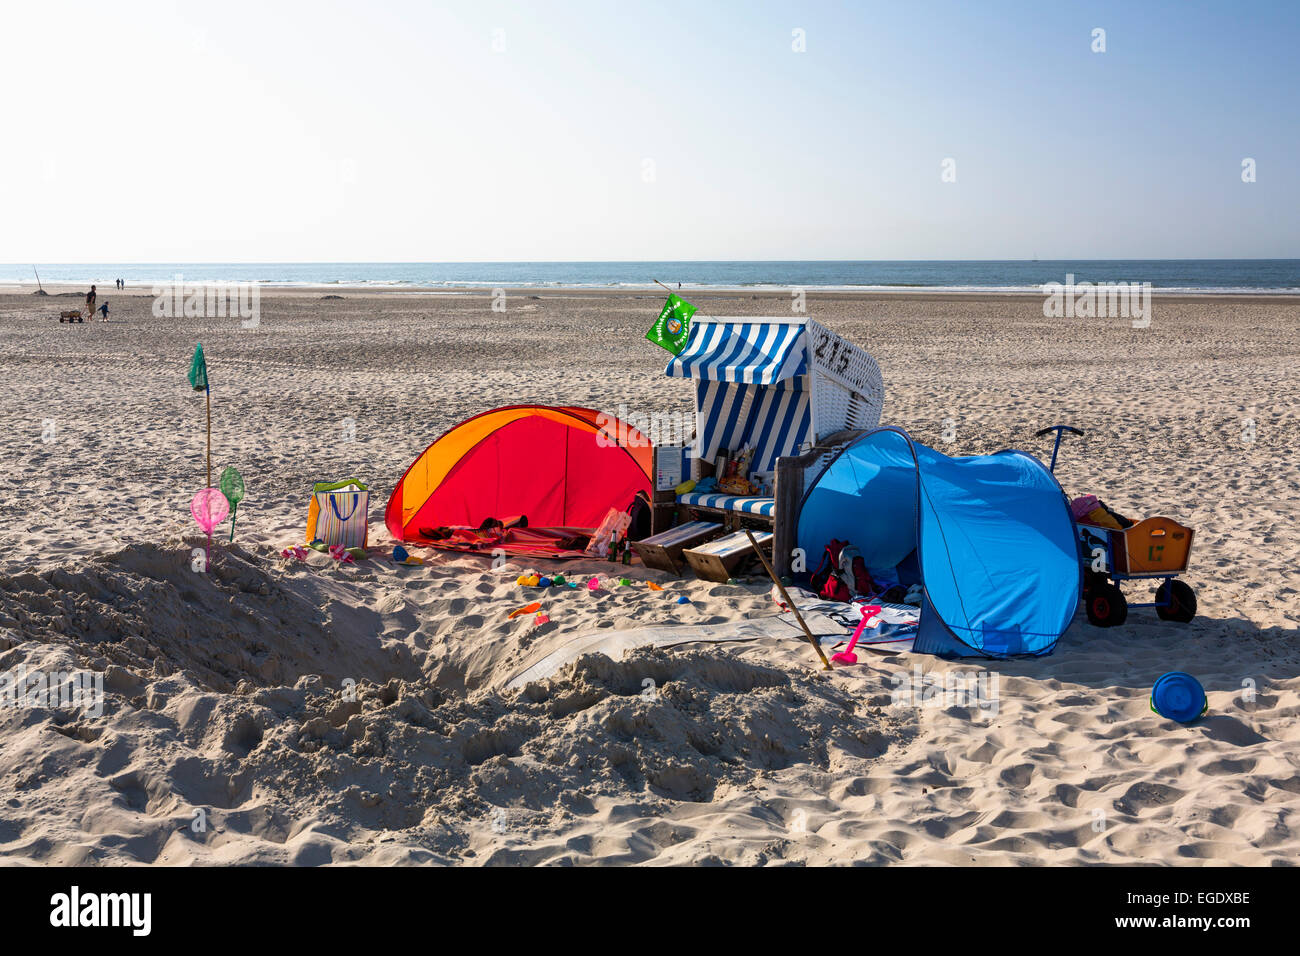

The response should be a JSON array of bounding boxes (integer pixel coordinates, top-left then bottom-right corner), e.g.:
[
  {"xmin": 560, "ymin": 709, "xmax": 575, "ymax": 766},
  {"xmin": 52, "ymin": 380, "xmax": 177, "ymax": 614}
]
[
  {"xmin": 188, "ymin": 343, "xmax": 208, "ymax": 392},
  {"xmin": 645, "ymin": 293, "xmax": 696, "ymax": 355}
]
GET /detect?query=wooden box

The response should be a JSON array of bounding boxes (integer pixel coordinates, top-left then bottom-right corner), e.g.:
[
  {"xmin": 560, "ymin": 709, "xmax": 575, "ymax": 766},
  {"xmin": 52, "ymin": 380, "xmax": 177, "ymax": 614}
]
[
  {"xmin": 630, "ymin": 520, "xmax": 723, "ymax": 575},
  {"xmin": 682, "ymin": 529, "xmax": 773, "ymax": 583}
]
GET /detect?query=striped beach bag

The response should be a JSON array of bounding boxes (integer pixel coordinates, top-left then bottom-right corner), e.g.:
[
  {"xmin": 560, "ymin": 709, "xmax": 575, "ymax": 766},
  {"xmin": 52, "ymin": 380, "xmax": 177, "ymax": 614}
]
[{"xmin": 305, "ymin": 479, "xmax": 370, "ymax": 549}]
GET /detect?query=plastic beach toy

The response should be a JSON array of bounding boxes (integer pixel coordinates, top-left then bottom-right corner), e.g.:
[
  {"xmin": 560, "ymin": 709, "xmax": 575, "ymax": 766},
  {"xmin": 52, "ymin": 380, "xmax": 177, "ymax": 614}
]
[
  {"xmin": 219, "ymin": 467, "xmax": 246, "ymax": 542},
  {"xmin": 587, "ymin": 577, "xmax": 601, "ymax": 590},
  {"xmin": 191, "ymin": 488, "xmax": 229, "ymax": 536},
  {"xmin": 676, "ymin": 595, "xmax": 691, "ymax": 604},
  {"xmin": 1150, "ymin": 671, "xmax": 1208, "ymax": 723},
  {"xmin": 831, "ymin": 604, "xmax": 883, "ymax": 666},
  {"xmin": 509, "ymin": 602, "xmax": 542, "ymax": 620}
]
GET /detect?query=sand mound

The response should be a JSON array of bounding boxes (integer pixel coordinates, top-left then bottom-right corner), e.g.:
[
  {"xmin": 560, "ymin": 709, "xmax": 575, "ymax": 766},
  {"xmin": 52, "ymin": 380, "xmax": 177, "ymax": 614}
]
[
  {"xmin": 0, "ymin": 604, "xmax": 904, "ymax": 863},
  {"xmin": 1, "ymin": 542, "xmax": 910, "ymax": 863},
  {"xmin": 0, "ymin": 543, "xmax": 420, "ymax": 692}
]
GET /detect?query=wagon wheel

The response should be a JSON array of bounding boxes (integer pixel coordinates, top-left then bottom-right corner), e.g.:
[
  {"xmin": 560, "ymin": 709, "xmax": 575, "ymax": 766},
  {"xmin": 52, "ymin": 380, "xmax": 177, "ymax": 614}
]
[
  {"xmin": 1155, "ymin": 580, "xmax": 1197, "ymax": 623},
  {"xmin": 1085, "ymin": 580, "xmax": 1127, "ymax": 627}
]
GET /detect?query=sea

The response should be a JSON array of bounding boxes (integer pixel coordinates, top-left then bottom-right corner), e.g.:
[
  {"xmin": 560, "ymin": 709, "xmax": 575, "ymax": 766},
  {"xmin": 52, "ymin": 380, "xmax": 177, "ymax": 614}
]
[{"xmin": 4, "ymin": 260, "xmax": 1299, "ymax": 294}]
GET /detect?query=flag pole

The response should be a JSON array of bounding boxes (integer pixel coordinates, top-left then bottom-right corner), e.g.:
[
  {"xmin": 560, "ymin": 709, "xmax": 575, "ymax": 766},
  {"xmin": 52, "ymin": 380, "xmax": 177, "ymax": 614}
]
[
  {"xmin": 205, "ymin": 382, "xmax": 212, "ymax": 566},
  {"xmin": 188, "ymin": 342, "xmax": 215, "ymax": 570},
  {"xmin": 654, "ymin": 279, "xmax": 675, "ymax": 295}
]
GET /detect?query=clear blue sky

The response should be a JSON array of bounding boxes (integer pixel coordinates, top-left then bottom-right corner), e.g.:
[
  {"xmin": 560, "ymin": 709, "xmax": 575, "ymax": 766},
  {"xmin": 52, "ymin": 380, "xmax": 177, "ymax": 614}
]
[{"xmin": 3, "ymin": 0, "xmax": 1296, "ymax": 261}]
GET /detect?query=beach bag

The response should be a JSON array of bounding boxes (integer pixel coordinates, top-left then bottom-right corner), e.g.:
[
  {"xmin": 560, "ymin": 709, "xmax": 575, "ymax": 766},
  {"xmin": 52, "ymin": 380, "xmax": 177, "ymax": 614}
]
[
  {"xmin": 810, "ymin": 539, "xmax": 853, "ymax": 602},
  {"xmin": 584, "ymin": 506, "xmax": 632, "ymax": 558},
  {"xmin": 838, "ymin": 544, "xmax": 875, "ymax": 596},
  {"xmin": 306, "ymin": 479, "xmax": 370, "ymax": 548},
  {"xmin": 625, "ymin": 490, "xmax": 652, "ymax": 541},
  {"xmin": 1070, "ymin": 495, "xmax": 1100, "ymax": 521}
]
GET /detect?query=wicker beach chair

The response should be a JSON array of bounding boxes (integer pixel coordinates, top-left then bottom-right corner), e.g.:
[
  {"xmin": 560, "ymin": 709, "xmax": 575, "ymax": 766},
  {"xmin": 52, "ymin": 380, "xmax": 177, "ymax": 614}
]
[{"xmin": 651, "ymin": 316, "xmax": 884, "ymax": 576}]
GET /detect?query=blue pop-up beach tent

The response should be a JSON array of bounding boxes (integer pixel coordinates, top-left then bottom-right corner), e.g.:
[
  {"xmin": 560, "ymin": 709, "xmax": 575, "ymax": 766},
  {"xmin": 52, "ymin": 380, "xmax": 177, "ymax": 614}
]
[{"xmin": 796, "ymin": 427, "xmax": 1081, "ymax": 658}]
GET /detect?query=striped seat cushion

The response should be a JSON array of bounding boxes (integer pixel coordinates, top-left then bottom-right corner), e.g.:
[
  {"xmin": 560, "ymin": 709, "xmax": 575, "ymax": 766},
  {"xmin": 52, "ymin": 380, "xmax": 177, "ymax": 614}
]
[{"xmin": 677, "ymin": 492, "xmax": 776, "ymax": 518}]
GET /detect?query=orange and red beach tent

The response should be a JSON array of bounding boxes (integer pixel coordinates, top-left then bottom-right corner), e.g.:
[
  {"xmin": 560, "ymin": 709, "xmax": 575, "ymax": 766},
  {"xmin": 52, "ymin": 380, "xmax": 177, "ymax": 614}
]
[{"xmin": 385, "ymin": 405, "xmax": 653, "ymax": 546}]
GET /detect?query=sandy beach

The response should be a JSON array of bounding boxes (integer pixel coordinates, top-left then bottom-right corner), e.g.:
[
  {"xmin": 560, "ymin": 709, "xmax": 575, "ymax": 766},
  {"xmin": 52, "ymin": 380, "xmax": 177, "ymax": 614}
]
[{"xmin": 1, "ymin": 286, "xmax": 1298, "ymax": 866}]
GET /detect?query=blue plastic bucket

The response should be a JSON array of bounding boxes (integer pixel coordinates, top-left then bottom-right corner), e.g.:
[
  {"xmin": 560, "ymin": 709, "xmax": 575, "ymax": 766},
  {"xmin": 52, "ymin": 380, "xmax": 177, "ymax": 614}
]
[{"xmin": 1150, "ymin": 671, "xmax": 1208, "ymax": 723}]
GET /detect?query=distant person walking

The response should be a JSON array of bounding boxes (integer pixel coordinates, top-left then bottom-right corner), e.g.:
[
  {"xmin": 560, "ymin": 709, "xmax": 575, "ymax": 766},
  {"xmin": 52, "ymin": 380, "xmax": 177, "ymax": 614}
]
[{"xmin": 85, "ymin": 284, "xmax": 97, "ymax": 317}]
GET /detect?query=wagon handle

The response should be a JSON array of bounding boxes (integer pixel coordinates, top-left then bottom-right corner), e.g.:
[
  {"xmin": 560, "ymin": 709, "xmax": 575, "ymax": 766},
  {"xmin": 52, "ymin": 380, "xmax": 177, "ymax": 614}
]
[{"xmin": 1035, "ymin": 424, "xmax": 1084, "ymax": 473}]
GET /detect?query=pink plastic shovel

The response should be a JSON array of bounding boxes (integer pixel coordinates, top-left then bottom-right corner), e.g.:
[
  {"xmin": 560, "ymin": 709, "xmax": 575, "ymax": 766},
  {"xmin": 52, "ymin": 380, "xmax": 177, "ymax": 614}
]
[{"xmin": 831, "ymin": 604, "xmax": 883, "ymax": 665}]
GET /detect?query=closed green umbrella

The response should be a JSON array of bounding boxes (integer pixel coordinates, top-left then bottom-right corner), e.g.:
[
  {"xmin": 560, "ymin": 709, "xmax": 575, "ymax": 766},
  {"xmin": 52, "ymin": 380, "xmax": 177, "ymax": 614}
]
[{"xmin": 219, "ymin": 466, "xmax": 246, "ymax": 542}]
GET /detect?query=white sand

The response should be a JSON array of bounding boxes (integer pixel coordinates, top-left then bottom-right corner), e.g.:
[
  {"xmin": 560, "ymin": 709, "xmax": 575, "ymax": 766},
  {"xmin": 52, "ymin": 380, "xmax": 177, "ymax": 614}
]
[{"xmin": 1, "ymin": 287, "xmax": 1298, "ymax": 865}]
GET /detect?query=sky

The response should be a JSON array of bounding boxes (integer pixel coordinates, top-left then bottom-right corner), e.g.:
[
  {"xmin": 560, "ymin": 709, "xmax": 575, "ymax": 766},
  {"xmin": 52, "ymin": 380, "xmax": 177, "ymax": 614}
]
[{"xmin": 2, "ymin": 0, "xmax": 1297, "ymax": 262}]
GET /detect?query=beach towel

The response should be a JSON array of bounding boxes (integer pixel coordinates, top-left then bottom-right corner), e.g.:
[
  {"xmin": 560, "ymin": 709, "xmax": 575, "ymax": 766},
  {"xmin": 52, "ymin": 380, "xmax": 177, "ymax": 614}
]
[
  {"xmin": 503, "ymin": 616, "xmax": 801, "ymax": 690},
  {"xmin": 772, "ymin": 585, "xmax": 921, "ymax": 653},
  {"xmin": 413, "ymin": 524, "xmax": 592, "ymax": 559}
]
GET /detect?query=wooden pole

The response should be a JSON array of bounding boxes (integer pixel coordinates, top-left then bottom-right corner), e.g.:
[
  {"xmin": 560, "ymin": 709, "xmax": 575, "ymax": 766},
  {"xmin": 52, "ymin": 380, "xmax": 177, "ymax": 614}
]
[
  {"xmin": 205, "ymin": 387, "xmax": 212, "ymax": 567},
  {"xmin": 744, "ymin": 529, "xmax": 832, "ymax": 670},
  {"xmin": 33, "ymin": 267, "xmax": 43, "ymax": 293},
  {"xmin": 205, "ymin": 388, "xmax": 212, "ymax": 490},
  {"xmin": 654, "ymin": 279, "xmax": 676, "ymax": 295}
]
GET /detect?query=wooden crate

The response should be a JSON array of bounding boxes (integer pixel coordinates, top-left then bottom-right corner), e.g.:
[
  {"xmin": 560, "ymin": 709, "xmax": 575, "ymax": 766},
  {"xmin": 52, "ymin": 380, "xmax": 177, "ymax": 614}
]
[
  {"xmin": 682, "ymin": 529, "xmax": 773, "ymax": 583},
  {"xmin": 1077, "ymin": 516, "xmax": 1194, "ymax": 577},
  {"xmin": 630, "ymin": 520, "xmax": 723, "ymax": 575},
  {"xmin": 1122, "ymin": 516, "xmax": 1194, "ymax": 575}
]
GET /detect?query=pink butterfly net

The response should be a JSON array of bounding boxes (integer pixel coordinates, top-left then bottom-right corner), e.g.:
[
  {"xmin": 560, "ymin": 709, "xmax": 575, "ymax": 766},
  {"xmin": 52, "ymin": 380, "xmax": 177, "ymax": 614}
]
[{"xmin": 191, "ymin": 487, "xmax": 230, "ymax": 536}]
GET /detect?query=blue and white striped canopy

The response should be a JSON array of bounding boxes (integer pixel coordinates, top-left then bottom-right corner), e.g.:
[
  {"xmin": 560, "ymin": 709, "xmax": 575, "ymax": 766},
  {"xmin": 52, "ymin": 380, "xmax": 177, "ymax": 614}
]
[
  {"xmin": 665, "ymin": 321, "xmax": 807, "ymax": 384},
  {"xmin": 695, "ymin": 378, "xmax": 811, "ymax": 474}
]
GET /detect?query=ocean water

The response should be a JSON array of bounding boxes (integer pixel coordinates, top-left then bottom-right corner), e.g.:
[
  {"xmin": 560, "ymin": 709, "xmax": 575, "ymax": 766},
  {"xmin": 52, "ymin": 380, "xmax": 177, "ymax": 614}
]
[{"xmin": 4, "ymin": 260, "xmax": 1298, "ymax": 293}]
